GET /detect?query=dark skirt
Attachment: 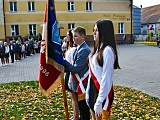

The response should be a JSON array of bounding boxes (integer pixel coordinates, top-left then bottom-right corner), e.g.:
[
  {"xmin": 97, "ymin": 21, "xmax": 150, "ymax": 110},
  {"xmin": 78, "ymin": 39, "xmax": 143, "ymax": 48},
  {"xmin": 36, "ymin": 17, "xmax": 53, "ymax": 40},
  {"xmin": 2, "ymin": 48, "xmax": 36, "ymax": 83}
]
[
  {"xmin": 0, "ymin": 52, "xmax": 5, "ymax": 58},
  {"xmin": 5, "ymin": 53, "xmax": 9, "ymax": 58},
  {"xmin": 64, "ymin": 71, "xmax": 72, "ymax": 92},
  {"xmin": 89, "ymin": 77, "xmax": 98, "ymax": 112},
  {"xmin": 89, "ymin": 77, "xmax": 114, "ymax": 113}
]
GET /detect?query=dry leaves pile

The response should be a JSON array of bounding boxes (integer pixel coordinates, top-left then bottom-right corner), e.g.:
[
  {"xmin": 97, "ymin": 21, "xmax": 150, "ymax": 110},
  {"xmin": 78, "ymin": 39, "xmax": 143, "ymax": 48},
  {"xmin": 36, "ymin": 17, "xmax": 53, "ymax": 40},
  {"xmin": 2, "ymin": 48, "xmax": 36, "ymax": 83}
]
[{"xmin": 0, "ymin": 81, "xmax": 159, "ymax": 120}]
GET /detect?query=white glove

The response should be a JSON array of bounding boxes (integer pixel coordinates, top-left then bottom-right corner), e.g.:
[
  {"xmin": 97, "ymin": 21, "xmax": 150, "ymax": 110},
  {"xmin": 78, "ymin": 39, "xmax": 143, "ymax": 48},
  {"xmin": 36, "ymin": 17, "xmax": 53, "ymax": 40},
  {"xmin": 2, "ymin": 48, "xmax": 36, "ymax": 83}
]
[
  {"xmin": 85, "ymin": 93, "xmax": 89, "ymax": 106},
  {"xmin": 94, "ymin": 102, "xmax": 102, "ymax": 117}
]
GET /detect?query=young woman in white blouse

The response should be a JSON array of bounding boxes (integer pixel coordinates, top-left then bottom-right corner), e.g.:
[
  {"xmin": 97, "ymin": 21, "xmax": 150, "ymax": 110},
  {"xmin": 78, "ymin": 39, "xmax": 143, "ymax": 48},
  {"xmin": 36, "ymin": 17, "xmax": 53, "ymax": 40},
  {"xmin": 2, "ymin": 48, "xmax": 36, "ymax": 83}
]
[
  {"xmin": 86, "ymin": 19, "xmax": 120, "ymax": 120},
  {"xmin": 4, "ymin": 42, "xmax": 10, "ymax": 65},
  {"xmin": 64, "ymin": 29, "xmax": 80, "ymax": 120}
]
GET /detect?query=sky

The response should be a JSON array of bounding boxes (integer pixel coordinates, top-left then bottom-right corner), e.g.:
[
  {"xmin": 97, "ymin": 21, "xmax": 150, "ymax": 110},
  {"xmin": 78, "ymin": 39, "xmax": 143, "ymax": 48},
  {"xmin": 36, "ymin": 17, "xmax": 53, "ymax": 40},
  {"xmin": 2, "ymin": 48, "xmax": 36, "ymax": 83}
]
[{"xmin": 133, "ymin": 0, "xmax": 160, "ymax": 8}]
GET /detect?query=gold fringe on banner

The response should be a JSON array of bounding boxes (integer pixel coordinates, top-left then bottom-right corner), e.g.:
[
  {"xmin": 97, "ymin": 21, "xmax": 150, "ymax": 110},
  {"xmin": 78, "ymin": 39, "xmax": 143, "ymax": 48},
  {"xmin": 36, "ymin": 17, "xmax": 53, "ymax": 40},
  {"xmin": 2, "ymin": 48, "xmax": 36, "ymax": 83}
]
[
  {"xmin": 39, "ymin": 72, "xmax": 64, "ymax": 97},
  {"xmin": 47, "ymin": 57, "xmax": 64, "ymax": 72}
]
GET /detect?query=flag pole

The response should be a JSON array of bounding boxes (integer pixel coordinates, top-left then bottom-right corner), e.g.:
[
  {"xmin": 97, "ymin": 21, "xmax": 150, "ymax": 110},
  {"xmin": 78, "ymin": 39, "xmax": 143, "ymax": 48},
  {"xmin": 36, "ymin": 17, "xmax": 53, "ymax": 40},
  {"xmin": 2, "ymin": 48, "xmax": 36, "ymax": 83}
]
[{"xmin": 61, "ymin": 77, "xmax": 69, "ymax": 120}]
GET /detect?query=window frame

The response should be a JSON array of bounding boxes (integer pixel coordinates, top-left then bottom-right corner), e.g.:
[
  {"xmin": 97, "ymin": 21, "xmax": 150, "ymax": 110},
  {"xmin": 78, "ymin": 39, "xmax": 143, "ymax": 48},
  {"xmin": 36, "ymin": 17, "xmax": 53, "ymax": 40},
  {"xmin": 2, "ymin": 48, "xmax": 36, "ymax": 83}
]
[
  {"xmin": 86, "ymin": 2, "xmax": 93, "ymax": 11},
  {"xmin": 68, "ymin": 23, "xmax": 75, "ymax": 30},
  {"xmin": 11, "ymin": 25, "xmax": 19, "ymax": 36},
  {"xmin": 68, "ymin": 2, "xmax": 75, "ymax": 11},
  {"xmin": 28, "ymin": 2, "xmax": 35, "ymax": 12},
  {"xmin": 29, "ymin": 24, "xmax": 37, "ymax": 36},
  {"xmin": 118, "ymin": 22, "xmax": 124, "ymax": 34},
  {"xmin": 9, "ymin": 2, "xmax": 17, "ymax": 12}
]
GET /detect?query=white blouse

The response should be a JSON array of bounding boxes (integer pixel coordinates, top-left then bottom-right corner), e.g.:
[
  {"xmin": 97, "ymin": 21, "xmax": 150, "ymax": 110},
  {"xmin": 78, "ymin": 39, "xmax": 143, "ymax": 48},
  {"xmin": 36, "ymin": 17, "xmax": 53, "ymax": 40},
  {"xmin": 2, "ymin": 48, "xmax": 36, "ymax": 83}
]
[
  {"xmin": 65, "ymin": 47, "xmax": 76, "ymax": 64},
  {"xmin": 5, "ymin": 46, "xmax": 10, "ymax": 54}
]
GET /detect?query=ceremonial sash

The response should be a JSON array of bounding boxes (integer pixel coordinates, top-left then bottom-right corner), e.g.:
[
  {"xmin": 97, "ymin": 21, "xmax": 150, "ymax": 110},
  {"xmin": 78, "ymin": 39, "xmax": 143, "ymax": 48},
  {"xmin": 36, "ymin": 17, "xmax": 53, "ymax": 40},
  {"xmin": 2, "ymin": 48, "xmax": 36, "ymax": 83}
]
[
  {"xmin": 89, "ymin": 64, "xmax": 114, "ymax": 115},
  {"xmin": 72, "ymin": 70, "xmax": 89, "ymax": 101}
]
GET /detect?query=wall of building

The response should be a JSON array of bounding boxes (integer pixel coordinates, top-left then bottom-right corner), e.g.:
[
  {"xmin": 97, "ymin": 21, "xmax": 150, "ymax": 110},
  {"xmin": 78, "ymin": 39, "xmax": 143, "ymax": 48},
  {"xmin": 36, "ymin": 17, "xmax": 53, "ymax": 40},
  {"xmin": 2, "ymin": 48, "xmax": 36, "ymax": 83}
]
[
  {"xmin": 3, "ymin": 0, "xmax": 44, "ymax": 39},
  {"xmin": 0, "ymin": 0, "xmax": 5, "ymax": 40},
  {"xmin": 56, "ymin": 0, "xmax": 132, "ymax": 44},
  {"xmin": 1, "ymin": 0, "xmax": 132, "ymax": 44}
]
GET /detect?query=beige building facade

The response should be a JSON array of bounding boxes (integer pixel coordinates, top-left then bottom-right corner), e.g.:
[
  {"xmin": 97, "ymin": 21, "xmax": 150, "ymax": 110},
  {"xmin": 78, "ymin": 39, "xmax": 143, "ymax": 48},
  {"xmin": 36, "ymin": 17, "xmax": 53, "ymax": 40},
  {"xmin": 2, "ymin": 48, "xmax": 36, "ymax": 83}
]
[
  {"xmin": 0, "ymin": 0, "xmax": 5, "ymax": 40},
  {"xmin": 0, "ymin": 0, "xmax": 133, "ymax": 44}
]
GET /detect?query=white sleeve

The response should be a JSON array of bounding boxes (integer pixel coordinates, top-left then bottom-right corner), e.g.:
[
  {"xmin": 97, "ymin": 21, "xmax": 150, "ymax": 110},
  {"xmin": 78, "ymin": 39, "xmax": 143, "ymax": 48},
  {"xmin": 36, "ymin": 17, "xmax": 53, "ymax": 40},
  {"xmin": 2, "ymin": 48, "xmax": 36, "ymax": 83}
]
[{"xmin": 96, "ymin": 46, "xmax": 115, "ymax": 103}]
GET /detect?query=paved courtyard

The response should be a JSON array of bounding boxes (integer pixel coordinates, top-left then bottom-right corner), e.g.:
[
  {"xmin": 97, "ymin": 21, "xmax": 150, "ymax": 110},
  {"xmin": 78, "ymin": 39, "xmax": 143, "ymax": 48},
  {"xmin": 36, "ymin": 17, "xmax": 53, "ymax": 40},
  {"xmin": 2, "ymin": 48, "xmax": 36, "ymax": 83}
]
[
  {"xmin": 0, "ymin": 54, "xmax": 39, "ymax": 83},
  {"xmin": 113, "ymin": 44, "xmax": 160, "ymax": 99},
  {"xmin": 0, "ymin": 44, "xmax": 160, "ymax": 99}
]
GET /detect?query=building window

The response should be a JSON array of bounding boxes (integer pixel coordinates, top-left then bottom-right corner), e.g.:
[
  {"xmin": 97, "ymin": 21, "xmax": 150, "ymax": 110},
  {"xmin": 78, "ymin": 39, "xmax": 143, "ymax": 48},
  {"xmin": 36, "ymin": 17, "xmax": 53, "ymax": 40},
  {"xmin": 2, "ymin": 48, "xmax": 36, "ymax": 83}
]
[
  {"xmin": 86, "ymin": 2, "xmax": 93, "ymax": 11},
  {"xmin": 28, "ymin": 2, "xmax": 35, "ymax": 11},
  {"xmin": 9, "ymin": 2, "xmax": 17, "ymax": 12},
  {"xmin": 29, "ymin": 24, "xmax": 36, "ymax": 36},
  {"xmin": 68, "ymin": 23, "xmax": 75, "ymax": 30},
  {"xmin": 11, "ymin": 25, "xmax": 19, "ymax": 36},
  {"xmin": 68, "ymin": 2, "xmax": 74, "ymax": 11},
  {"xmin": 118, "ymin": 23, "xmax": 124, "ymax": 34}
]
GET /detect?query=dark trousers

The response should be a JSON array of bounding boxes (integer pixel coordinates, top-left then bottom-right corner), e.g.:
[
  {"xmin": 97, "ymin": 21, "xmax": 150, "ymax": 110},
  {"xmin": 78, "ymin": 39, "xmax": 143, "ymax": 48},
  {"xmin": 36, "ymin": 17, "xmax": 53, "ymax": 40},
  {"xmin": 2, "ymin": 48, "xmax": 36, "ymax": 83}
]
[
  {"xmin": 78, "ymin": 99, "xmax": 90, "ymax": 120},
  {"xmin": 10, "ymin": 52, "xmax": 14, "ymax": 63}
]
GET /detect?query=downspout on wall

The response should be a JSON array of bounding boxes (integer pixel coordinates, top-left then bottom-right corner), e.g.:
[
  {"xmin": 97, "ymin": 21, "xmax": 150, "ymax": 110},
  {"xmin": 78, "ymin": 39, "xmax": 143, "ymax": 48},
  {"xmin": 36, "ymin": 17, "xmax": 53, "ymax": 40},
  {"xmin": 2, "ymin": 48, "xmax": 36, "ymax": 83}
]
[{"xmin": 3, "ymin": 0, "xmax": 6, "ymax": 41}]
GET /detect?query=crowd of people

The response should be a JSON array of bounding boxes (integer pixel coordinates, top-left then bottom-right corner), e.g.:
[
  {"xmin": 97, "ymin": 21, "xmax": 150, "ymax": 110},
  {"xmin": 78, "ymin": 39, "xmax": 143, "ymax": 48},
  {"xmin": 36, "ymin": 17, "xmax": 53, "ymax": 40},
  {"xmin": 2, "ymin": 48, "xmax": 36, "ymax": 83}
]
[
  {"xmin": 62, "ymin": 19, "xmax": 120, "ymax": 120},
  {"xmin": 0, "ymin": 38, "xmax": 41, "ymax": 67}
]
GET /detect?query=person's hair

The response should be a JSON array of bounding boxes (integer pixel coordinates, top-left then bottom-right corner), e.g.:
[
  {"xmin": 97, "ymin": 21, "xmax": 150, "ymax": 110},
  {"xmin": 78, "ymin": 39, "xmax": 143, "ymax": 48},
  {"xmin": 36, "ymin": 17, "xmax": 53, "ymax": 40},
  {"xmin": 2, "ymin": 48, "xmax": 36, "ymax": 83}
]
[
  {"xmin": 72, "ymin": 26, "xmax": 86, "ymax": 36},
  {"xmin": 91, "ymin": 19, "xmax": 120, "ymax": 69},
  {"xmin": 66, "ymin": 29, "xmax": 74, "ymax": 50}
]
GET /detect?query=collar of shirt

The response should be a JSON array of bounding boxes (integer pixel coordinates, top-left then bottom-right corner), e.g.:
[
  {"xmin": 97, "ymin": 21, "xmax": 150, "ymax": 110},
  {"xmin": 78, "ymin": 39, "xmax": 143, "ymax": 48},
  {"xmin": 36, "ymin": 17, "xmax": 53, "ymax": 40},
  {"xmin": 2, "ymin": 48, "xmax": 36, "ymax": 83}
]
[{"xmin": 77, "ymin": 41, "xmax": 85, "ymax": 50}]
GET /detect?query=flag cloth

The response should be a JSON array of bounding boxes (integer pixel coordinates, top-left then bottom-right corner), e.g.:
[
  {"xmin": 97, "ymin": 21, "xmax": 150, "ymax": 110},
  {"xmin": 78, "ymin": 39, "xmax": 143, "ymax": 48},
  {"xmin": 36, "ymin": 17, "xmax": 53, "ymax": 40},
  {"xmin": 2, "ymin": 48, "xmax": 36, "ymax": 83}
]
[{"xmin": 38, "ymin": 0, "xmax": 64, "ymax": 96}]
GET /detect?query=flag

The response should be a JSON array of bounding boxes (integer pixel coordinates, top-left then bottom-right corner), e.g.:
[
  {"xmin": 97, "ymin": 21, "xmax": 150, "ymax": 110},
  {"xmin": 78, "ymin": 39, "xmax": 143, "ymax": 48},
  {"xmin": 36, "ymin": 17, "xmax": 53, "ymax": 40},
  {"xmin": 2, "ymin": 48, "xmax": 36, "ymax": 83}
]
[{"xmin": 38, "ymin": 0, "xmax": 64, "ymax": 96}]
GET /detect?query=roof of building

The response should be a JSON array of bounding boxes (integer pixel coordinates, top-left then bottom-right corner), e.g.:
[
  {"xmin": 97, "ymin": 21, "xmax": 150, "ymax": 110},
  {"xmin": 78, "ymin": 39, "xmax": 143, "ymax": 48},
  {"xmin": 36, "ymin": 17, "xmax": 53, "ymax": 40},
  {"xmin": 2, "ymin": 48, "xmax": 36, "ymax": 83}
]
[{"xmin": 141, "ymin": 4, "xmax": 160, "ymax": 24}]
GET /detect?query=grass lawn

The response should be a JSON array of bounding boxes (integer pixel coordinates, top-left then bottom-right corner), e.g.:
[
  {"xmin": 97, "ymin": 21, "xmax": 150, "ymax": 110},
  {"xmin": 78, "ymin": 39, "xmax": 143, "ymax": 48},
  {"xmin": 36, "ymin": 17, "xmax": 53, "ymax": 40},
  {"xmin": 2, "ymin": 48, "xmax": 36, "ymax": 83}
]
[
  {"xmin": 134, "ymin": 41, "xmax": 158, "ymax": 47},
  {"xmin": 0, "ymin": 81, "xmax": 160, "ymax": 120}
]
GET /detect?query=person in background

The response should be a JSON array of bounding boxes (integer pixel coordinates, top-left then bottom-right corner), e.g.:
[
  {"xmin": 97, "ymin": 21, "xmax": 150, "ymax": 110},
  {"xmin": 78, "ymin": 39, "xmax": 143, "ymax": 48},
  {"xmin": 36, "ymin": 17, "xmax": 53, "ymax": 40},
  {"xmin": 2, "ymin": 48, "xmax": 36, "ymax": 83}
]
[
  {"xmin": 0, "ymin": 41, "xmax": 5, "ymax": 66},
  {"xmin": 29, "ymin": 38, "xmax": 35, "ymax": 55},
  {"xmin": 34, "ymin": 40, "xmax": 39, "ymax": 53},
  {"xmin": 14, "ymin": 40, "xmax": 21, "ymax": 61},
  {"xmin": 9, "ymin": 40, "xmax": 15, "ymax": 63},
  {"xmin": 4, "ymin": 42, "xmax": 10, "ymax": 65},
  {"xmin": 64, "ymin": 29, "xmax": 80, "ymax": 120},
  {"xmin": 21, "ymin": 42, "xmax": 26, "ymax": 59},
  {"xmin": 19, "ymin": 42, "xmax": 22, "ymax": 60},
  {"xmin": 25, "ymin": 41, "xmax": 30, "ymax": 56},
  {"xmin": 38, "ymin": 33, "xmax": 42, "ymax": 41},
  {"xmin": 63, "ymin": 26, "xmax": 91, "ymax": 120},
  {"xmin": 86, "ymin": 19, "xmax": 120, "ymax": 120},
  {"xmin": 62, "ymin": 36, "xmax": 67, "ymax": 56},
  {"xmin": 123, "ymin": 34, "xmax": 126, "ymax": 44}
]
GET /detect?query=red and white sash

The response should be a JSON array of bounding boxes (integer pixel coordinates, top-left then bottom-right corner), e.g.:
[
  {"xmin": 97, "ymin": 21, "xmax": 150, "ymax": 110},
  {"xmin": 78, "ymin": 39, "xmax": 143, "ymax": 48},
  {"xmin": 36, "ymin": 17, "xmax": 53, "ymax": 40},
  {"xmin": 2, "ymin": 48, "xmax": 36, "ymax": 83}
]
[
  {"xmin": 72, "ymin": 71, "xmax": 89, "ymax": 101},
  {"xmin": 89, "ymin": 64, "xmax": 114, "ymax": 115}
]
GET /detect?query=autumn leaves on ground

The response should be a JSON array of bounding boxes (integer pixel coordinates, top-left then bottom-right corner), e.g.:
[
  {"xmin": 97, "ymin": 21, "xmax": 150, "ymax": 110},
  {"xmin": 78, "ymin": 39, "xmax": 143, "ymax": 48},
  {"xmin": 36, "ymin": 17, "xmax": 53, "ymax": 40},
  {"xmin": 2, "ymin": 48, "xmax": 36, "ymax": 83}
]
[{"xmin": 0, "ymin": 81, "xmax": 160, "ymax": 120}]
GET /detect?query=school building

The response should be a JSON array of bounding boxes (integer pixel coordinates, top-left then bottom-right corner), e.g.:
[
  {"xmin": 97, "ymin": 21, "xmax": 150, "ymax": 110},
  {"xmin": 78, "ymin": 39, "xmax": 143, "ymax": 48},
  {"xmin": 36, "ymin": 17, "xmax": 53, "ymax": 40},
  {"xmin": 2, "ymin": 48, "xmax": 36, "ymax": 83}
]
[{"xmin": 0, "ymin": 0, "xmax": 133, "ymax": 44}]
